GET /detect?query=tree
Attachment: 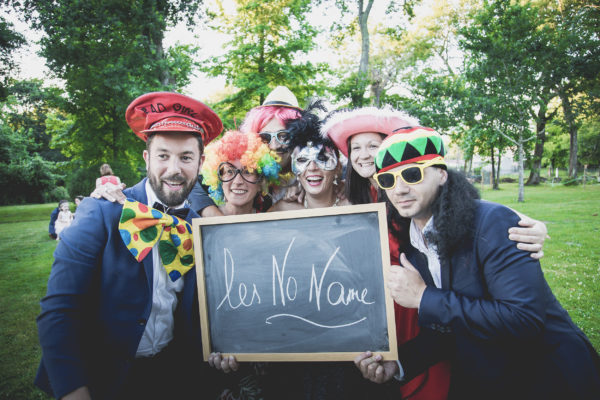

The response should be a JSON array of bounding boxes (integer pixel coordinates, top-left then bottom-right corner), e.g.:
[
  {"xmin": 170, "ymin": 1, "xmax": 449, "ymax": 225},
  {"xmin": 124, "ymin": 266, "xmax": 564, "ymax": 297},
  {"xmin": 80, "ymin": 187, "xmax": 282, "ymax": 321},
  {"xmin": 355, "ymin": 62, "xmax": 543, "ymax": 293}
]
[
  {"xmin": 550, "ymin": 3, "xmax": 600, "ymax": 178},
  {"xmin": 0, "ymin": 92, "xmax": 63, "ymax": 204},
  {"xmin": 202, "ymin": 0, "xmax": 326, "ymax": 128},
  {"xmin": 0, "ymin": 13, "xmax": 26, "ymax": 100},
  {"xmin": 16, "ymin": 0, "xmax": 202, "ymax": 190},
  {"xmin": 578, "ymin": 117, "xmax": 600, "ymax": 169},
  {"xmin": 458, "ymin": 1, "xmax": 557, "ymax": 200},
  {"xmin": 329, "ymin": 0, "xmax": 417, "ymax": 107},
  {"xmin": 5, "ymin": 79, "xmax": 66, "ymax": 161}
]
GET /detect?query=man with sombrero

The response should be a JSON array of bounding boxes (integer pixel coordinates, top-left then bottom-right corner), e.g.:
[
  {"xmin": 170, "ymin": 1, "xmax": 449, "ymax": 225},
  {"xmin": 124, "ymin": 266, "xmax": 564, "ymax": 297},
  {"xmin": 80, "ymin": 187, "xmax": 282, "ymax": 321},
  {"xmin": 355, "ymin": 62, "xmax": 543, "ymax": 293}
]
[
  {"xmin": 354, "ymin": 128, "xmax": 600, "ymax": 399},
  {"xmin": 36, "ymin": 92, "xmax": 223, "ymax": 399}
]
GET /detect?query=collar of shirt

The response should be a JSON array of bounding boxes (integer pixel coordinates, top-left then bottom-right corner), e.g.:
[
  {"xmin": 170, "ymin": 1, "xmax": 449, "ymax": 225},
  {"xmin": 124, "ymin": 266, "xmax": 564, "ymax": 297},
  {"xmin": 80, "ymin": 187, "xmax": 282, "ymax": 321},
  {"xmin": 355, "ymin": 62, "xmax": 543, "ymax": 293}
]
[{"xmin": 409, "ymin": 216, "xmax": 442, "ymax": 288}]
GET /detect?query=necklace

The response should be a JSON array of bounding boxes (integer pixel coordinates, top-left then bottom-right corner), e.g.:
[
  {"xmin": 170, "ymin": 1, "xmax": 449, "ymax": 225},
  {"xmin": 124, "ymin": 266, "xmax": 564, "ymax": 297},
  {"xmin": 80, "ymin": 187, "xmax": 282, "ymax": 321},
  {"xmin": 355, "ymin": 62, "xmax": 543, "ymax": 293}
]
[{"xmin": 304, "ymin": 195, "xmax": 339, "ymax": 209}]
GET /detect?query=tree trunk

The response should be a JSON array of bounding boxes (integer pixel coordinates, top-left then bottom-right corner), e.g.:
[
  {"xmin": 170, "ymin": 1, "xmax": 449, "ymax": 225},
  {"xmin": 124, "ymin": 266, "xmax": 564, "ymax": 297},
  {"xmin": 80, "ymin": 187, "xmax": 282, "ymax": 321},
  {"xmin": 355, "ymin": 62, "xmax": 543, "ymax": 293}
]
[
  {"xmin": 496, "ymin": 150, "xmax": 501, "ymax": 188},
  {"xmin": 358, "ymin": 0, "xmax": 373, "ymax": 77},
  {"xmin": 353, "ymin": 0, "xmax": 374, "ymax": 107},
  {"xmin": 559, "ymin": 88, "xmax": 578, "ymax": 178},
  {"xmin": 526, "ymin": 106, "xmax": 548, "ymax": 185},
  {"xmin": 490, "ymin": 145, "xmax": 497, "ymax": 190},
  {"xmin": 518, "ymin": 134, "xmax": 525, "ymax": 202},
  {"xmin": 259, "ymin": 28, "xmax": 266, "ymax": 104}
]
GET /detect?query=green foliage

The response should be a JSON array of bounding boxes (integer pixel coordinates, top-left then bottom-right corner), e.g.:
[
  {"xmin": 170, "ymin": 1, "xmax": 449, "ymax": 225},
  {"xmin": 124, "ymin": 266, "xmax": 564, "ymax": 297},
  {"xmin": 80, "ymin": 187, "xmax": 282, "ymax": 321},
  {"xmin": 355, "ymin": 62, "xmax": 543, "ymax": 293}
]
[
  {"xmin": 578, "ymin": 118, "xmax": 600, "ymax": 167},
  {"xmin": 43, "ymin": 186, "xmax": 70, "ymax": 203},
  {"xmin": 203, "ymin": 0, "xmax": 327, "ymax": 127},
  {"xmin": 0, "ymin": 117, "xmax": 63, "ymax": 205},
  {"xmin": 16, "ymin": 0, "xmax": 203, "ymax": 181},
  {"xmin": 0, "ymin": 15, "xmax": 26, "ymax": 100},
  {"xmin": 562, "ymin": 177, "xmax": 581, "ymax": 186},
  {"xmin": 64, "ymin": 160, "xmax": 143, "ymax": 199},
  {"xmin": 543, "ymin": 121, "xmax": 570, "ymax": 169},
  {"xmin": 4, "ymin": 80, "xmax": 67, "ymax": 162},
  {"xmin": 327, "ymin": 0, "xmax": 418, "ymax": 107}
]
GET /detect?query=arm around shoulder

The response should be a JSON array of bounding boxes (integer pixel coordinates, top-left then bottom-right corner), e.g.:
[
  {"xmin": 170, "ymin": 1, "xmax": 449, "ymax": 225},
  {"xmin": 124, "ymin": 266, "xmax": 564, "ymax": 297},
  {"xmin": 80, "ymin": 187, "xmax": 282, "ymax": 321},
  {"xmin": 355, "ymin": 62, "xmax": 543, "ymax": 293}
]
[{"xmin": 418, "ymin": 202, "xmax": 547, "ymax": 340}]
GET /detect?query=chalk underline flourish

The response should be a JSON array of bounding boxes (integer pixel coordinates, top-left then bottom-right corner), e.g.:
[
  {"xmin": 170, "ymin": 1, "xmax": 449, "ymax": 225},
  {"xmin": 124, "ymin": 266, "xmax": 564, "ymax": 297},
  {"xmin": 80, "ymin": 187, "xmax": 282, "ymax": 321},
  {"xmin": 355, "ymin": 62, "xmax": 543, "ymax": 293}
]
[{"xmin": 265, "ymin": 314, "xmax": 367, "ymax": 329}]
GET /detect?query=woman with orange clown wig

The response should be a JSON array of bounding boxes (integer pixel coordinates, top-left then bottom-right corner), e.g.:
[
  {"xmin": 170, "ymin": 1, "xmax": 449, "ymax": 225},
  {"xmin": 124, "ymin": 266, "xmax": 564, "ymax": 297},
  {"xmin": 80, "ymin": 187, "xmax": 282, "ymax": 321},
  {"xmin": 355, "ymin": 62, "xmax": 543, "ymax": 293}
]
[{"xmin": 201, "ymin": 130, "xmax": 282, "ymax": 215}]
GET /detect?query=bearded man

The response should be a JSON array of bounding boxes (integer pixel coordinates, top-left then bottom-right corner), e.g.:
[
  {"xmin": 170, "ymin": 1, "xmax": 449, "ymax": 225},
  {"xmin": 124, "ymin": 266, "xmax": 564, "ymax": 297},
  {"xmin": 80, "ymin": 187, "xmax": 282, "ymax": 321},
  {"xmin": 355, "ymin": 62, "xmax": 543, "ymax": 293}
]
[{"xmin": 35, "ymin": 92, "xmax": 222, "ymax": 400}]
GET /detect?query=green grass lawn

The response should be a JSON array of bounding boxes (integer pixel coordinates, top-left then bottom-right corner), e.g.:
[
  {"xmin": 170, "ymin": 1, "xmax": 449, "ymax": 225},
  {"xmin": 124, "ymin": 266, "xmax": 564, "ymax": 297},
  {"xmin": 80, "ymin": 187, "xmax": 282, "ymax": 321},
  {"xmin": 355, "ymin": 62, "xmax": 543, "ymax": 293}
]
[
  {"xmin": 0, "ymin": 204, "xmax": 56, "ymax": 399},
  {"xmin": 0, "ymin": 184, "xmax": 598, "ymax": 398},
  {"xmin": 479, "ymin": 182, "xmax": 600, "ymax": 351}
]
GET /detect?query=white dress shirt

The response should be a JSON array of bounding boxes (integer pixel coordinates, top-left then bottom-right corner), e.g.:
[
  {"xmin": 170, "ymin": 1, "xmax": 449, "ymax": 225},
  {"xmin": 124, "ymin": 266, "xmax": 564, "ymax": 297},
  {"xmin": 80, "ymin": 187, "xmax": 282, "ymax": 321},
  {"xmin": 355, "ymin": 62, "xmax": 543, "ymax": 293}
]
[
  {"xmin": 409, "ymin": 216, "xmax": 442, "ymax": 289},
  {"xmin": 135, "ymin": 181, "xmax": 185, "ymax": 357}
]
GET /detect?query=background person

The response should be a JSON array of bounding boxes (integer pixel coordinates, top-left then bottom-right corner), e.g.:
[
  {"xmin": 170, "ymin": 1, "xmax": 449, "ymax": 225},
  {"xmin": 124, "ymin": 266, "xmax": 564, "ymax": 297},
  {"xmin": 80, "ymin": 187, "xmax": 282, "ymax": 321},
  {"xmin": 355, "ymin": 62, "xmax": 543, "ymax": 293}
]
[
  {"xmin": 47, "ymin": 200, "xmax": 65, "ymax": 240},
  {"xmin": 95, "ymin": 163, "xmax": 122, "ymax": 188},
  {"xmin": 53, "ymin": 199, "xmax": 73, "ymax": 240},
  {"xmin": 74, "ymin": 195, "xmax": 84, "ymax": 207},
  {"xmin": 35, "ymin": 92, "xmax": 223, "ymax": 400}
]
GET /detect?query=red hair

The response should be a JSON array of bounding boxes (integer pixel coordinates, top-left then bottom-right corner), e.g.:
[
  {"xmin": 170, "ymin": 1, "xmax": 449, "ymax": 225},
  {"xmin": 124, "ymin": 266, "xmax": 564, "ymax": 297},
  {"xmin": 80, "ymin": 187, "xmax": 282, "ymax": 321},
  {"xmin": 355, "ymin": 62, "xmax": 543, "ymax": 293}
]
[{"xmin": 240, "ymin": 106, "xmax": 301, "ymax": 133}]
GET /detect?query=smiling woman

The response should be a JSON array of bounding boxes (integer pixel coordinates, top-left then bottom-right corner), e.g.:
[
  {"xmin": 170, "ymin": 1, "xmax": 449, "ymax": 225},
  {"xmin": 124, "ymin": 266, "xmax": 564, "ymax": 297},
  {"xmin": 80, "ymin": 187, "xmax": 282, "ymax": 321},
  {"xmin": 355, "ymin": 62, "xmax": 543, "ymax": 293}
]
[
  {"xmin": 269, "ymin": 101, "xmax": 351, "ymax": 212},
  {"xmin": 201, "ymin": 130, "xmax": 282, "ymax": 215}
]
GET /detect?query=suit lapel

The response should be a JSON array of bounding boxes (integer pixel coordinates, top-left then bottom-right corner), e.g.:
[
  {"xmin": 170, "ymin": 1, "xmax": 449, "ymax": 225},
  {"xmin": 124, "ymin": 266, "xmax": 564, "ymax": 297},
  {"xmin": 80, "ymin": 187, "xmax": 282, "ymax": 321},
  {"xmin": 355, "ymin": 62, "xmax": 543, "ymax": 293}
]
[
  {"xmin": 407, "ymin": 246, "xmax": 436, "ymax": 287},
  {"xmin": 125, "ymin": 178, "xmax": 154, "ymax": 290}
]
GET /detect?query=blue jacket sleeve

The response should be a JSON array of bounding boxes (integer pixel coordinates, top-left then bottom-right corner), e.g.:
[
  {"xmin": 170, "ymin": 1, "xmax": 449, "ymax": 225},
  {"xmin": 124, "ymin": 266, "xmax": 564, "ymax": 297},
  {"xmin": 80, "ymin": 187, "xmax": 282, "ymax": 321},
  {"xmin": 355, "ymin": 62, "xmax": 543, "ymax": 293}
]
[
  {"xmin": 418, "ymin": 202, "xmax": 547, "ymax": 340},
  {"xmin": 188, "ymin": 180, "xmax": 216, "ymax": 214},
  {"xmin": 37, "ymin": 198, "xmax": 109, "ymax": 398}
]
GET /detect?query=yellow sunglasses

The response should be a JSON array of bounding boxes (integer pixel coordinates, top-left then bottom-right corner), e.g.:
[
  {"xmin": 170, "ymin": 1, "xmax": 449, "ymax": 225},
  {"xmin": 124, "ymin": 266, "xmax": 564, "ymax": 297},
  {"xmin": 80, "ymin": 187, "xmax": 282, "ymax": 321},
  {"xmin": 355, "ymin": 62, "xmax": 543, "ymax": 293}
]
[{"xmin": 374, "ymin": 157, "xmax": 446, "ymax": 189}]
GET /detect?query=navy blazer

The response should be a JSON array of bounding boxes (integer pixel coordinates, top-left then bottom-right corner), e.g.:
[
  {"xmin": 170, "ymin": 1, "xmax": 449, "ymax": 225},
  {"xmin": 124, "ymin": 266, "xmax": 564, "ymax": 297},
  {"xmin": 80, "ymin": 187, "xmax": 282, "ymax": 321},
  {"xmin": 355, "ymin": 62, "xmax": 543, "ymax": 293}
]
[
  {"xmin": 399, "ymin": 200, "xmax": 600, "ymax": 399},
  {"xmin": 35, "ymin": 179, "xmax": 202, "ymax": 399},
  {"xmin": 48, "ymin": 207, "xmax": 59, "ymax": 236}
]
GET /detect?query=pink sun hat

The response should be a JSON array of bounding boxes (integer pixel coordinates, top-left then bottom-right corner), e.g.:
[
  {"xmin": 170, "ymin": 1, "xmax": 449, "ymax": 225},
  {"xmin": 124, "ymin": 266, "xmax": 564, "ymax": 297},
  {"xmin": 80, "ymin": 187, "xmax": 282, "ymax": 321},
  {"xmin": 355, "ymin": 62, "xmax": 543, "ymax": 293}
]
[{"xmin": 320, "ymin": 106, "xmax": 419, "ymax": 157}]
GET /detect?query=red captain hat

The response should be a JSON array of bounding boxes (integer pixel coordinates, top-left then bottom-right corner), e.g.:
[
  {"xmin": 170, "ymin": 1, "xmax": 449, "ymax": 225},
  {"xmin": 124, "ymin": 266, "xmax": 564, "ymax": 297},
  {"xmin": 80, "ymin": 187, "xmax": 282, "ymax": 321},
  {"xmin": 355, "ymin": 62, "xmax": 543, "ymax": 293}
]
[{"xmin": 125, "ymin": 92, "xmax": 223, "ymax": 144}]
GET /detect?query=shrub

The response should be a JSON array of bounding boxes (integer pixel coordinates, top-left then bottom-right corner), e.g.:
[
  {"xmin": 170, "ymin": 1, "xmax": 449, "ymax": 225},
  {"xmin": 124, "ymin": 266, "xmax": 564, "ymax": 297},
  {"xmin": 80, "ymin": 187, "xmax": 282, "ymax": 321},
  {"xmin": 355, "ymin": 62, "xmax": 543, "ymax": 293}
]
[
  {"xmin": 42, "ymin": 186, "xmax": 70, "ymax": 203},
  {"xmin": 562, "ymin": 177, "xmax": 581, "ymax": 186}
]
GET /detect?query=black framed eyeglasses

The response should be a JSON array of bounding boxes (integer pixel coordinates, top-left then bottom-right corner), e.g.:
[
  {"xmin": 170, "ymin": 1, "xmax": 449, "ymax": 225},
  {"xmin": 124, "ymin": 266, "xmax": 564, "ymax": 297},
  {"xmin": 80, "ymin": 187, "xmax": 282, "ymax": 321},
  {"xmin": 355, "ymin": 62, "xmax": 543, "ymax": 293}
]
[
  {"xmin": 217, "ymin": 162, "xmax": 261, "ymax": 184},
  {"xmin": 259, "ymin": 129, "xmax": 290, "ymax": 146}
]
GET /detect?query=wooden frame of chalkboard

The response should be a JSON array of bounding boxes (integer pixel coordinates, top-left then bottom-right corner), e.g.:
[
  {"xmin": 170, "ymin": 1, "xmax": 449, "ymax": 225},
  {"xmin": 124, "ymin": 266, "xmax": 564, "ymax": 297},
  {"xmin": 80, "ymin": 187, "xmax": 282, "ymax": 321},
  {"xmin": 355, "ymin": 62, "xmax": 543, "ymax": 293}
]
[{"xmin": 192, "ymin": 203, "xmax": 397, "ymax": 362}]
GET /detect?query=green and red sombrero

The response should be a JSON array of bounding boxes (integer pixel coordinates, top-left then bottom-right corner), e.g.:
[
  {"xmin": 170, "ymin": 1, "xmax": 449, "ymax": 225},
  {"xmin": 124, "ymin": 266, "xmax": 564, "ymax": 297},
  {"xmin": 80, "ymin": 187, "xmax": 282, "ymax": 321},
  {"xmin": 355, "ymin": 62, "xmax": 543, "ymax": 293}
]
[{"xmin": 375, "ymin": 126, "xmax": 446, "ymax": 173}]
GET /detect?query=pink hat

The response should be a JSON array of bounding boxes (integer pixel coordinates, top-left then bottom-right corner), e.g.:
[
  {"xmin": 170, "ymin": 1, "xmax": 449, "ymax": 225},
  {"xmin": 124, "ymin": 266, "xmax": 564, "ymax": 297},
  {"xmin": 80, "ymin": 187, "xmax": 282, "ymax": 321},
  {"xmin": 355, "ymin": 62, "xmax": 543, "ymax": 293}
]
[
  {"xmin": 321, "ymin": 106, "xmax": 419, "ymax": 157},
  {"xmin": 125, "ymin": 92, "xmax": 223, "ymax": 144}
]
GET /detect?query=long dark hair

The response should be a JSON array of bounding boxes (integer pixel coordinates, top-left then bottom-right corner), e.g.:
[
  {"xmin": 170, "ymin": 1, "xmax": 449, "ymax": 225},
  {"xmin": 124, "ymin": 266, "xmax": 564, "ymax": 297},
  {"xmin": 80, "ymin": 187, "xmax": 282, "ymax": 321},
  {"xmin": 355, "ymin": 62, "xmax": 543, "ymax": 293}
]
[{"xmin": 426, "ymin": 169, "xmax": 480, "ymax": 259}]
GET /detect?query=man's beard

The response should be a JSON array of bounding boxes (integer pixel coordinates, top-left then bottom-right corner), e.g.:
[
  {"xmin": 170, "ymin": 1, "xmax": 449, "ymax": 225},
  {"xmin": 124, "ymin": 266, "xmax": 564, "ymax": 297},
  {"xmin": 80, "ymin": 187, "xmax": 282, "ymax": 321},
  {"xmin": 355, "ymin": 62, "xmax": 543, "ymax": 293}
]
[{"xmin": 148, "ymin": 172, "xmax": 197, "ymax": 207}]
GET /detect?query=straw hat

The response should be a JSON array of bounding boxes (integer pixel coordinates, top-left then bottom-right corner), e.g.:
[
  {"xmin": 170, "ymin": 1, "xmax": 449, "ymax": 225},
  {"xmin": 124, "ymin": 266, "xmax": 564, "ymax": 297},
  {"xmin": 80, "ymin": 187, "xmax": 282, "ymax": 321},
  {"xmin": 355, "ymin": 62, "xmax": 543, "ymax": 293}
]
[{"xmin": 261, "ymin": 86, "xmax": 302, "ymax": 110}]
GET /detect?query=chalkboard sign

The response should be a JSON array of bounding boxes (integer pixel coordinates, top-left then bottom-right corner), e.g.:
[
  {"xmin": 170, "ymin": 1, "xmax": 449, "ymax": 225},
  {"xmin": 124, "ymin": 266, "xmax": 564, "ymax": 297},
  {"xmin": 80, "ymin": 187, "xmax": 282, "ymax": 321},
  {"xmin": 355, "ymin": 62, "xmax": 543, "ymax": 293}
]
[{"xmin": 192, "ymin": 203, "xmax": 397, "ymax": 362}]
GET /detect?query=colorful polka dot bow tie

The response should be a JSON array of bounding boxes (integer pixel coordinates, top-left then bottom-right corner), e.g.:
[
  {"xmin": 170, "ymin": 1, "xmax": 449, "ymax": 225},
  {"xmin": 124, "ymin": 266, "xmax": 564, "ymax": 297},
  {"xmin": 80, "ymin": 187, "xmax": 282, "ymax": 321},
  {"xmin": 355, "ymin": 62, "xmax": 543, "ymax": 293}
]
[{"xmin": 119, "ymin": 199, "xmax": 194, "ymax": 282}]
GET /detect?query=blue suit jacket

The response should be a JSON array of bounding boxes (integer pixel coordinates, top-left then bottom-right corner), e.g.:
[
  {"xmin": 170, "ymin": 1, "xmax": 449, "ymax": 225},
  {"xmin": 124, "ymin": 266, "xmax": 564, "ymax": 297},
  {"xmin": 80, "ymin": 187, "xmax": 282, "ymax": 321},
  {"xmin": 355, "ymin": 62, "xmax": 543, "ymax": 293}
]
[
  {"xmin": 35, "ymin": 179, "xmax": 202, "ymax": 398},
  {"xmin": 399, "ymin": 200, "xmax": 600, "ymax": 399},
  {"xmin": 48, "ymin": 207, "xmax": 59, "ymax": 235}
]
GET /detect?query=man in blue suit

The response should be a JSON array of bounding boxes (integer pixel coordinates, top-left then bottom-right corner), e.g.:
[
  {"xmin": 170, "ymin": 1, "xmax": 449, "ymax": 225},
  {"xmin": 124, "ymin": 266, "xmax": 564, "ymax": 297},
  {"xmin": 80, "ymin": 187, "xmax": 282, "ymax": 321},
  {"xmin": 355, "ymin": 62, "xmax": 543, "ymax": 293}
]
[
  {"xmin": 355, "ymin": 127, "xmax": 600, "ymax": 399},
  {"xmin": 35, "ymin": 92, "xmax": 223, "ymax": 399}
]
